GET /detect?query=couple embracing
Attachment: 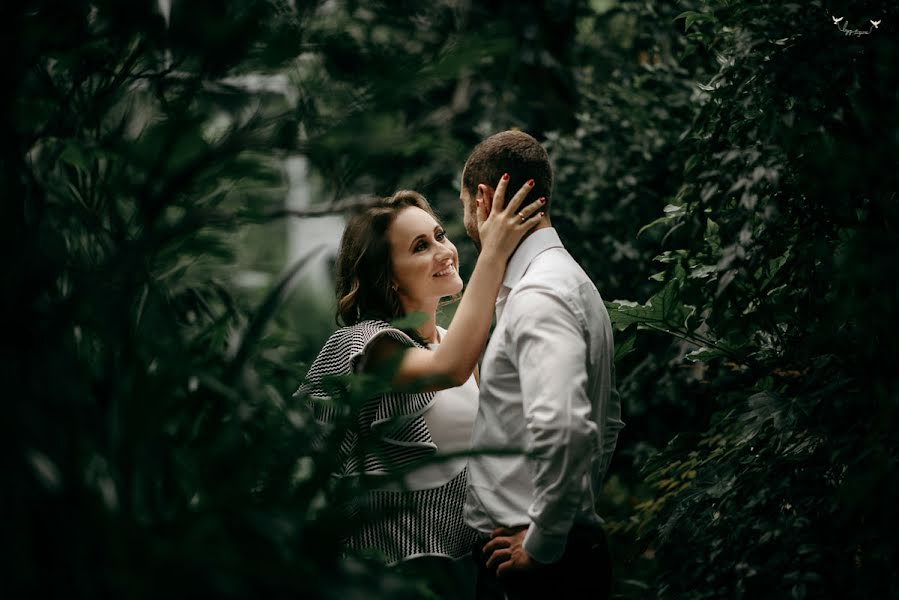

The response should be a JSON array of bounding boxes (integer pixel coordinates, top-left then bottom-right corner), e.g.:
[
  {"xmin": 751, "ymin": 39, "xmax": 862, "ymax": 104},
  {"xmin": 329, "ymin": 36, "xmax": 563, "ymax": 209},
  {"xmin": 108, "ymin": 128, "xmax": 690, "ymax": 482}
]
[{"xmin": 299, "ymin": 131, "xmax": 624, "ymax": 599}]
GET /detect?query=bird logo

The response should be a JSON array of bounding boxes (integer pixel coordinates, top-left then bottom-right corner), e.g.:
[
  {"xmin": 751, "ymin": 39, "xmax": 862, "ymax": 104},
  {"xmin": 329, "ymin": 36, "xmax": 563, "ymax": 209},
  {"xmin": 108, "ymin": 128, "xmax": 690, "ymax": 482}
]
[{"xmin": 832, "ymin": 15, "xmax": 882, "ymax": 35}]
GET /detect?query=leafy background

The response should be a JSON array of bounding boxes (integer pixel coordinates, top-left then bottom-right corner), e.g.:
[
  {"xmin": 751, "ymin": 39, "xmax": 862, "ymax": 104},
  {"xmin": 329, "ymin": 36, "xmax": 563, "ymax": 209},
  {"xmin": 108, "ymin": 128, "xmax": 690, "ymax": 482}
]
[{"xmin": 5, "ymin": 0, "xmax": 897, "ymax": 597}]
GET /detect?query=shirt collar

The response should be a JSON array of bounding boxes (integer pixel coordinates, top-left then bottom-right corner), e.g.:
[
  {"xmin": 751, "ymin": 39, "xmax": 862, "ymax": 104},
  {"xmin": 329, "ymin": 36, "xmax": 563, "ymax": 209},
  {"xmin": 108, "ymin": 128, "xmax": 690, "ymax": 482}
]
[{"xmin": 501, "ymin": 227, "xmax": 563, "ymax": 291}]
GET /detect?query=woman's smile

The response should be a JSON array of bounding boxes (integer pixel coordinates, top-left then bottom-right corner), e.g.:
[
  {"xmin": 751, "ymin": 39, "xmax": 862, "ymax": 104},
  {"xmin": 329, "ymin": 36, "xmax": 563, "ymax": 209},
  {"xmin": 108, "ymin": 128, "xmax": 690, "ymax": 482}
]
[{"xmin": 434, "ymin": 263, "xmax": 457, "ymax": 277}]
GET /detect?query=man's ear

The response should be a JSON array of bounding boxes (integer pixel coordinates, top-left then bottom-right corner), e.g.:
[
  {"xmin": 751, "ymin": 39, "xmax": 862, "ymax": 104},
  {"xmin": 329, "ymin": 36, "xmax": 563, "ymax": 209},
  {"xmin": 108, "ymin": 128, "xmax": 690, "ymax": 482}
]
[{"xmin": 477, "ymin": 183, "xmax": 496, "ymax": 216}]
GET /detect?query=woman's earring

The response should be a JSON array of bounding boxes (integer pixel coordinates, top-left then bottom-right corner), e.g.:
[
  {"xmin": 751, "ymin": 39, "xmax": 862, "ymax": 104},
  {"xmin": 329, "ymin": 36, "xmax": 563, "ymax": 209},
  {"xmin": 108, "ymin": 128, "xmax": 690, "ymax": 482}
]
[{"xmin": 391, "ymin": 283, "xmax": 399, "ymax": 292}]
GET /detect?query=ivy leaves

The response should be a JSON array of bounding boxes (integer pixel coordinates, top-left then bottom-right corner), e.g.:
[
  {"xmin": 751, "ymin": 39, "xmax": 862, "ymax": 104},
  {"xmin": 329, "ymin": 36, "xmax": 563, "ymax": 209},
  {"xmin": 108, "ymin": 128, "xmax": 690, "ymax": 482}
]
[{"xmin": 598, "ymin": 0, "xmax": 899, "ymax": 597}]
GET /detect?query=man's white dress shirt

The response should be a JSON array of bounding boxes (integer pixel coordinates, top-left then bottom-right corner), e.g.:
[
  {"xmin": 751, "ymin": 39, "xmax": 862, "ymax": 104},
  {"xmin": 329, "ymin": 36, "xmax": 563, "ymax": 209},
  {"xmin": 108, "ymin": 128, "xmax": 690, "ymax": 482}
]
[{"xmin": 464, "ymin": 228, "xmax": 625, "ymax": 564}]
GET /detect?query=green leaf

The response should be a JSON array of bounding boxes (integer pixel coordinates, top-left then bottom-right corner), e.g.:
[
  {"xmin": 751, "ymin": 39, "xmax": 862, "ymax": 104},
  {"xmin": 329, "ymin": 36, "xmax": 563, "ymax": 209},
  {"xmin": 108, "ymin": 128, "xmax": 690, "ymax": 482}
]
[
  {"xmin": 637, "ymin": 204, "xmax": 686, "ymax": 237},
  {"xmin": 689, "ymin": 264, "xmax": 717, "ymax": 279},
  {"xmin": 675, "ymin": 11, "xmax": 707, "ymax": 32},
  {"xmin": 654, "ymin": 250, "xmax": 688, "ymax": 264},
  {"xmin": 685, "ymin": 347, "xmax": 726, "ymax": 362},
  {"xmin": 390, "ymin": 311, "xmax": 428, "ymax": 331},
  {"xmin": 759, "ymin": 250, "xmax": 790, "ymax": 289},
  {"xmin": 684, "ymin": 155, "xmax": 702, "ymax": 176},
  {"xmin": 606, "ymin": 268, "xmax": 692, "ymax": 332},
  {"xmin": 705, "ymin": 218, "xmax": 721, "ymax": 252},
  {"xmin": 614, "ymin": 327, "xmax": 637, "ymax": 364},
  {"xmin": 59, "ymin": 141, "xmax": 90, "ymax": 170}
]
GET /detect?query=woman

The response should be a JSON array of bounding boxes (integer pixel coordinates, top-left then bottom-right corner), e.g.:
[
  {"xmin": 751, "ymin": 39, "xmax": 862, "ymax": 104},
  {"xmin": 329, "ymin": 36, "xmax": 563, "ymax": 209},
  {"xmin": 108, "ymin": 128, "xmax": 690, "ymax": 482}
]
[{"xmin": 296, "ymin": 176, "xmax": 542, "ymax": 589}]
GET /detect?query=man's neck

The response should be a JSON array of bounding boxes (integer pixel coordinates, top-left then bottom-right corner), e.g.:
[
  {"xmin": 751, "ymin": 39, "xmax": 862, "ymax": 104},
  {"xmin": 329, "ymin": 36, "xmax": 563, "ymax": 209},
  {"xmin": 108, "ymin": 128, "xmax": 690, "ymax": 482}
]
[
  {"xmin": 507, "ymin": 218, "xmax": 553, "ymax": 261},
  {"xmin": 525, "ymin": 218, "xmax": 553, "ymax": 237}
]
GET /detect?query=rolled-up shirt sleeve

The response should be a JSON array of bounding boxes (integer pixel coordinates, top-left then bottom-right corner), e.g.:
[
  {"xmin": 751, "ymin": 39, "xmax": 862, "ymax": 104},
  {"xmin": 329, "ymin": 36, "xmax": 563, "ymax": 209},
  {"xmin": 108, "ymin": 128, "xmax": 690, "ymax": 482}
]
[{"xmin": 505, "ymin": 288, "xmax": 599, "ymax": 564}]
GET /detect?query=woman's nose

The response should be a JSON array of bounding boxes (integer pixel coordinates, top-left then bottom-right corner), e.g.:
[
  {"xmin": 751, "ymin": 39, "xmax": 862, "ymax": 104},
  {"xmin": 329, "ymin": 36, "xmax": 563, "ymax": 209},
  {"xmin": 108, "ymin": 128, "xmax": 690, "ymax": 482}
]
[{"xmin": 435, "ymin": 246, "xmax": 454, "ymax": 262}]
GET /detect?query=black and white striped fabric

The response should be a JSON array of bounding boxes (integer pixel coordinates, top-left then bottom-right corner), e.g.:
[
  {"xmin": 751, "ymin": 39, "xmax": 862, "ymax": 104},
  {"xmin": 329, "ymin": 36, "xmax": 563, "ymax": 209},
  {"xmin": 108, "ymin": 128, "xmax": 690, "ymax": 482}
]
[
  {"xmin": 296, "ymin": 319, "xmax": 437, "ymax": 474},
  {"xmin": 345, "ymin": 467, "xmax": 478, "ymax": 564},
  {"xmin": 295, "ymin": 319, "xmax": 478, "ymax": 562}
]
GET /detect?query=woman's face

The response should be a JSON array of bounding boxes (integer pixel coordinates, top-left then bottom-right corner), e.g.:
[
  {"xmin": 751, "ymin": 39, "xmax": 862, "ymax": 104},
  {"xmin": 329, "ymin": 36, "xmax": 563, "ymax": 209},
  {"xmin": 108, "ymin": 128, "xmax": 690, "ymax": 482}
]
[{"xmin": 388, "ymin": 206, "xmax": 463, "ymax": 309}]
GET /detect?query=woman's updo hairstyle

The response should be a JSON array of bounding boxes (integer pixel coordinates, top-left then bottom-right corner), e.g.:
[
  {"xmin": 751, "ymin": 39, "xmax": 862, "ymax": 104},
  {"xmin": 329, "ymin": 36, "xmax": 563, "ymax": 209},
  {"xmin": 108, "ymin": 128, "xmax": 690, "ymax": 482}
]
[{"xmin": 335, "ymin": 190, "xmax": 438, "ymax": 326}]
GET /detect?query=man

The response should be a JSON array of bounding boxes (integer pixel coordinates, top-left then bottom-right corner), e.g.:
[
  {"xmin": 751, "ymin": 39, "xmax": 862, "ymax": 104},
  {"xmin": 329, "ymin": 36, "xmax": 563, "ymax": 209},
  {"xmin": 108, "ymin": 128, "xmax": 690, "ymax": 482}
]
[{"xmin": 459, "ymin": 130, "xmax": 624, "ymax": 599}]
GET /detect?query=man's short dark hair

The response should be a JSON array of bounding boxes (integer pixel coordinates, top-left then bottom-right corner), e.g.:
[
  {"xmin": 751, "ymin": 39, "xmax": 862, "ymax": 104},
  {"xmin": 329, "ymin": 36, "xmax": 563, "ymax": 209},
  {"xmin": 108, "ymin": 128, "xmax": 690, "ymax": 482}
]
[{"xmin": 462, "ymin": 130, "xmax": 554, "ymax": 211}]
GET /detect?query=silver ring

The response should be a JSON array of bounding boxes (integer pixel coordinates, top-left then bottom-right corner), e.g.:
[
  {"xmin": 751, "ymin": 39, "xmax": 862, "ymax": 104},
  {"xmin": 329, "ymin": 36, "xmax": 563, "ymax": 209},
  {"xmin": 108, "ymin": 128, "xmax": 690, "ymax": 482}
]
[{"xmin": 518, "ymin": 212, "xmax": 526, "ymax": 223}]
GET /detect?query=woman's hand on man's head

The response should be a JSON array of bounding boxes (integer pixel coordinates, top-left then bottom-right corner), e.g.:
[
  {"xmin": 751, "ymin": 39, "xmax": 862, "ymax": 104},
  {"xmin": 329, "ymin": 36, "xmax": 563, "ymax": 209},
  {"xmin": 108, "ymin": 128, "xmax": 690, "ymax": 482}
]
[{"xmin": 476, "ymin": 174, "xmax": 545, "ymax": 260}]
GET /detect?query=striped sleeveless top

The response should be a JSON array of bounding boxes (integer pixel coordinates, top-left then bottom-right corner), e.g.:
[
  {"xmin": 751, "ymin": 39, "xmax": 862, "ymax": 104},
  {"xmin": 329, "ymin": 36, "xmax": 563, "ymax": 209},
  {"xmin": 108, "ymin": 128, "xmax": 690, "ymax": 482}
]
[{"xmin": 295, "ymin": 319, "xmax": 478, "ymax": 564}]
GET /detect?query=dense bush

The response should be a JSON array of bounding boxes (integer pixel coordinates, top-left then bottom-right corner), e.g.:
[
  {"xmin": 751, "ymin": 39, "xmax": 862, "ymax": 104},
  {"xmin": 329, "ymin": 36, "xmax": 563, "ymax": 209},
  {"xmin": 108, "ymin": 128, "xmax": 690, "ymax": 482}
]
[
  {"xmin": 1, "ymin": 1, "xmax": 426, "ymax": 596},
  {"xmin": 5, "ymin": 0, "xmax": 896, "ymax": 597},
  {"xmin": 596, "ymin": 1, "xmax": 899, "ymax": 597}
]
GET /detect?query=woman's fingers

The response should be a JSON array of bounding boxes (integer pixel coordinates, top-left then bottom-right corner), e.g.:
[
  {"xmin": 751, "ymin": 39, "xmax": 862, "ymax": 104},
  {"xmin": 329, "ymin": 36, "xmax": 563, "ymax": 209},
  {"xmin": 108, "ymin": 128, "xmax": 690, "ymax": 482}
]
[
  {"xmin": 475, "ymin": 175, "xmax": 543, "ymax": 256},
  {"xmin": 503, "ymin": 178, "xmax": 535, "ymax": 214},
  {"xmin": 490, "ymin": 173, "xmax": 510, "ymax": 213},
  {"xmin": 519, "ymin": 209, "xmax": 544, "ymax": 231},
  {"xmin": 515, "ymin": 195, "xmax": 546, "ymax": 227}
]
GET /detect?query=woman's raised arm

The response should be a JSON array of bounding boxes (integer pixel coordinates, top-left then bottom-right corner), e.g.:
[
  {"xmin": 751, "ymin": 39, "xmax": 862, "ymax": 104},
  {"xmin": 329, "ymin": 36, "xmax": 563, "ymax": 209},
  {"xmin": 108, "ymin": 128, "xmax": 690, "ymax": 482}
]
[{"xmin": 368, "ymin": 175, "xmax": 544, "ymax": 391}]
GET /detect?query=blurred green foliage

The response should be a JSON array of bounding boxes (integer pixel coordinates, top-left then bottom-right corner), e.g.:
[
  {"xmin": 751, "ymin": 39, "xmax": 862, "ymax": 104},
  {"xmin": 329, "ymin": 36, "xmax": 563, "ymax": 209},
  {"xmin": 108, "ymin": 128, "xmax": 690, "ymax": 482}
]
[
  {"xmin": 595, "ymin": 1, "xmax": 899, "ymax": 598},
  {"xmin": 4, "ymin": 0, "xmax": 897, "ymax": 597}
]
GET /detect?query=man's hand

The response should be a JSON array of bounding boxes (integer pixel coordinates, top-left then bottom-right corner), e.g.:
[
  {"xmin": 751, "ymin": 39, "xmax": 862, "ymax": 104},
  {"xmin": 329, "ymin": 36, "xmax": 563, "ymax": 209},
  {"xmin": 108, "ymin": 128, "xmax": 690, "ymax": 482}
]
[{"xmin": 483, "ymin": 526, "xmax": 540, "ymax": 577}]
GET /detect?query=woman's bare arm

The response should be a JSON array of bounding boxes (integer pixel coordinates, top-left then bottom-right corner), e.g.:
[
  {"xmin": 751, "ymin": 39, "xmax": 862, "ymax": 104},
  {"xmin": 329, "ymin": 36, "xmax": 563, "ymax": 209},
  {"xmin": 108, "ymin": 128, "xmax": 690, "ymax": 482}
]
[{"xmin": 367, "ymin": 177, "xmax": 543, "ymax": 391}]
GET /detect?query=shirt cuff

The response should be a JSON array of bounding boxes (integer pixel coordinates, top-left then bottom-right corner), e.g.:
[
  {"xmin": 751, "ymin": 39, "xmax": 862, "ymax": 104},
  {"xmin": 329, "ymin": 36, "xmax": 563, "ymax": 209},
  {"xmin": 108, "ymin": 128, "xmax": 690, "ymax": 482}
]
[{"xmin": 523, "ymin": 522, "xmax": 568, "ymax": 564}]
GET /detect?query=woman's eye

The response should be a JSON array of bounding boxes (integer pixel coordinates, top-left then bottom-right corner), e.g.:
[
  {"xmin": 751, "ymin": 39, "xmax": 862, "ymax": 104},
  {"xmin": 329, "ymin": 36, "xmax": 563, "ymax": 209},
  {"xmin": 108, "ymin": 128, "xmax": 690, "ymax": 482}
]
[
  {"xmin": 415, "ymin": 241, "xmax": 428, "ymax": 252},
  {"xmin": 436, "ymin": 230, "xmax": 446, "ymax": 241}
]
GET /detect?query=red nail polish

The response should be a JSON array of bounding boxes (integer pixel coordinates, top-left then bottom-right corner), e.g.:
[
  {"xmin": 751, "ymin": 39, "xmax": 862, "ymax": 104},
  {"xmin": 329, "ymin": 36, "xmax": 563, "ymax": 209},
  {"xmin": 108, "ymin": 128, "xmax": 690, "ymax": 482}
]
[
  {"xmin": 539, "ymin": 197, "xmax": 546, "ymax": 204},
  {"xmin": 527, "ymin": 179, "xmax": 535, "ymax": 186},
  {"xmin": 540, "ymin": 212, "xmax": 545, "ymax": 217},
  {"xmin": 502, "ymin": 173, "xmax": 509, "ymax": 181}
]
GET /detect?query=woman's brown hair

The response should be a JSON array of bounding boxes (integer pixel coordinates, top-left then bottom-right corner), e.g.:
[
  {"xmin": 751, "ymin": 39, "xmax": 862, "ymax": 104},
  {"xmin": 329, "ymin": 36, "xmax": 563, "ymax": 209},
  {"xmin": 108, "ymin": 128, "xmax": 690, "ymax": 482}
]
[{"xmin": 335, "ymin": 190, "xmax": 440, "ymax": 326}]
